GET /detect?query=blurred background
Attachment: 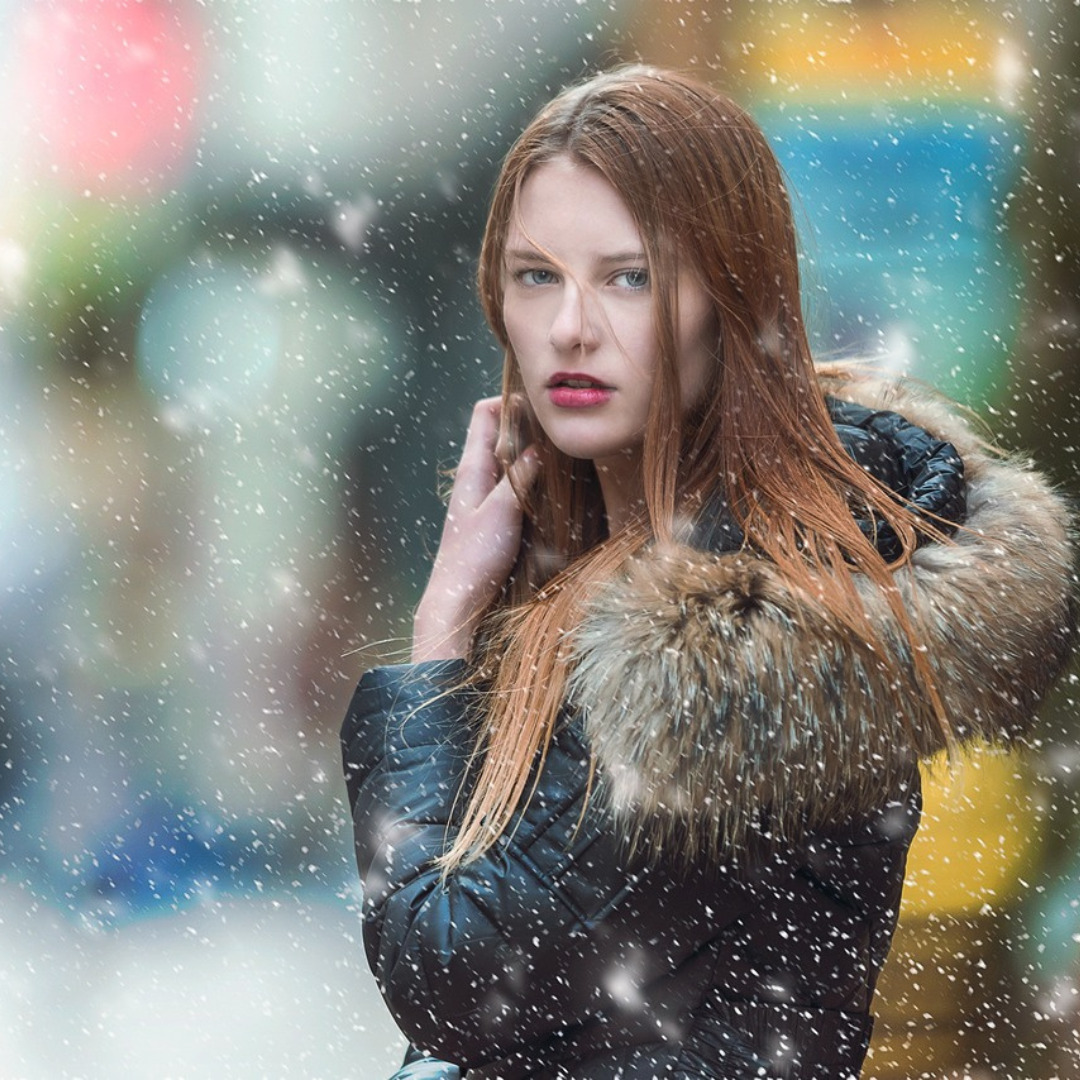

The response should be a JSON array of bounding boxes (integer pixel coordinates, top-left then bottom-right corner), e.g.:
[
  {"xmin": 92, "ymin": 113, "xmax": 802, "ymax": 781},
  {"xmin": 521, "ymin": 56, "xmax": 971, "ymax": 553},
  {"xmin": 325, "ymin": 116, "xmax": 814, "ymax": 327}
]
[{"xmin": 0, "ymin": 0, "xmax": 1076, "ymax": 1076}]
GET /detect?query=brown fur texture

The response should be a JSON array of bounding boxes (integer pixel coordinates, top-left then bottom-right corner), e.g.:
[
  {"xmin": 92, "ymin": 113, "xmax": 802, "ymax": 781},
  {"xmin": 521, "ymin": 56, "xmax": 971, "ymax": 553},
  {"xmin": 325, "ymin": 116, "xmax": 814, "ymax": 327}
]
[{"xmin": 570, "ymin": 375, "xmax": 1076, "ymax": 863}]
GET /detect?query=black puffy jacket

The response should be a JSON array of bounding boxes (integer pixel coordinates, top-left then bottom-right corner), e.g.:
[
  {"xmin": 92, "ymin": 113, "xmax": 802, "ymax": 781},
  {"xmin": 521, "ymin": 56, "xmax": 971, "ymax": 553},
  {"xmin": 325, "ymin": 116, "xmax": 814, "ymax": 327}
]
[{"xmin": 341, "ymin": 378, "xmax": 1075, "ymax": 1079}]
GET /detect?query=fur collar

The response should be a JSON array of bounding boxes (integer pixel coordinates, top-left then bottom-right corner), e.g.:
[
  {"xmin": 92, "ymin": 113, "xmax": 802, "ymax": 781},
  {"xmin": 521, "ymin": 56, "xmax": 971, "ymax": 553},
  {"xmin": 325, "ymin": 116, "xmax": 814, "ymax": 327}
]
[{"xmin": 569, "ymin": 374, "xmax": 1076, "ymax": 863}]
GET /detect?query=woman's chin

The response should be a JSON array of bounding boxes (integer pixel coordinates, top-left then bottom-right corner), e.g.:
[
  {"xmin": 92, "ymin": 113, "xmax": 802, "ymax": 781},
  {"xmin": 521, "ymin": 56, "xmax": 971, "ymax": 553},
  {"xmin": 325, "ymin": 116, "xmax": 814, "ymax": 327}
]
[{"xmin": 541, "ymin": 432, "xmax": 645, "ymax": 469}]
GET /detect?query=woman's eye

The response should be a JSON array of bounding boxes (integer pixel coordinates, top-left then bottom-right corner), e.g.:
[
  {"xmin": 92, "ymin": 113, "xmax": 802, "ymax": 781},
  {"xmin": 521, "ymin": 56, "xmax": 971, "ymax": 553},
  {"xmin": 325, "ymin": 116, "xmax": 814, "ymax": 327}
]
[
  {"xmin": 518, "ymin": 268, "xmax": 557, "ymax": 286},
  {"xmin": 613, "ymin": 268, "xmax": 649, "ymax": 290}
]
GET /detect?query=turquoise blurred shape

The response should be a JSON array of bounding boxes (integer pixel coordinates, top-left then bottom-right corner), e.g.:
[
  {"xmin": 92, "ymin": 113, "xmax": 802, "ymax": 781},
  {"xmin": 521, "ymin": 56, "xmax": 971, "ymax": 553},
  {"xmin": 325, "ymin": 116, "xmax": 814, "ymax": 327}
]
[
  {"xmin": 137, "ymin": 259, "xmax": 282, "ymax": 430},
  {"xmin": 1022, "ymin": 860, "xmax": 1080, "ymax": 985}
]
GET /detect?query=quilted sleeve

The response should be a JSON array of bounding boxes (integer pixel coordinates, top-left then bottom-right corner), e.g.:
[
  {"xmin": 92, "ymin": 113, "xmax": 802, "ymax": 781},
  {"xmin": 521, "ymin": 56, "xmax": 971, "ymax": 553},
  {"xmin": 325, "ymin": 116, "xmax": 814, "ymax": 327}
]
[
  {"xmin": 828, "ymin": 395, "xmax": 967, "ymax": 559},
  {"xmin": 341, "ymin": 662, "xmax": 762, "ymax": 1069}
]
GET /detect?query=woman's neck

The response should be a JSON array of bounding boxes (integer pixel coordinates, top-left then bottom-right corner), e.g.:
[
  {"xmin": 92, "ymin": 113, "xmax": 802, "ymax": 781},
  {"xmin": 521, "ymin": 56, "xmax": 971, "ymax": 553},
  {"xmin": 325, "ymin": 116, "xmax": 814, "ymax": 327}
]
[{"xmin": 595, "ymin": 451, "xmax": 646, "ymax": 535}]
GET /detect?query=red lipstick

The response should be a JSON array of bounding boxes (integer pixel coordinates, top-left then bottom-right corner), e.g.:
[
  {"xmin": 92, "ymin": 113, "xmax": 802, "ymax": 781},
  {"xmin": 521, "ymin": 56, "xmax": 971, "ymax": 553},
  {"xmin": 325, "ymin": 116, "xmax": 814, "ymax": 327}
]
[{"xmin": 547, "ymin": 372, "xmax": 613, "ymax": 408}]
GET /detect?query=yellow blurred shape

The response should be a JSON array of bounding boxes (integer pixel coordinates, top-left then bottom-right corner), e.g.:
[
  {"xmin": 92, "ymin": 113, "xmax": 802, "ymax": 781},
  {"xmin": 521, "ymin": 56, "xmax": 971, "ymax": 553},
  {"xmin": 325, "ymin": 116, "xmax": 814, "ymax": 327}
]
[
  {"xmin": 743, "ymin": 2, "xmax": 1006, "ymax": 101},
  {"xmin": 626, "ymin": 0, "xmax": 1018, "ymax": 109},
  {"xmin": 901, "ymin": 744, "xmax": 1045, "ymax": 917}
]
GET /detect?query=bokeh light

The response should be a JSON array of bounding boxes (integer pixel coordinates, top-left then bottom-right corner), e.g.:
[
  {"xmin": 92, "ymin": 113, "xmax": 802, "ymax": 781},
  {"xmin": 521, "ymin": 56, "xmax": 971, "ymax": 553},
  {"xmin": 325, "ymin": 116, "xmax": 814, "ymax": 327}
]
[
  {"xmin": 137, "ymin": 256, "xmax": 282, "ymax": 431},
  {"xmin": 13, "ymin": 0, "xmax": 201, "ymax": 195}
]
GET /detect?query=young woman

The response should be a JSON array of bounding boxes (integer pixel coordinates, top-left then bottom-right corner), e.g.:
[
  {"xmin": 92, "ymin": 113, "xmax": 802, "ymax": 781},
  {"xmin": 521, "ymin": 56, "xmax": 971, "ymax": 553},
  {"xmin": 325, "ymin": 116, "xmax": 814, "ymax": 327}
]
[{"xmin": 341, "ymin": 66, "xmax": 1075, "ymax": 1079}]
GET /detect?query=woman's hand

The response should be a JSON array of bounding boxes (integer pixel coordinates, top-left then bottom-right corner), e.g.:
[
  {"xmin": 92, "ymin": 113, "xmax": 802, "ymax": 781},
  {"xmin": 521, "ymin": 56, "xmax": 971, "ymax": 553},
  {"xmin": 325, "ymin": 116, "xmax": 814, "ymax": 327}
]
[{"xmin": 412, "ymin": 396, "xmax": 540, "ymax": 662}]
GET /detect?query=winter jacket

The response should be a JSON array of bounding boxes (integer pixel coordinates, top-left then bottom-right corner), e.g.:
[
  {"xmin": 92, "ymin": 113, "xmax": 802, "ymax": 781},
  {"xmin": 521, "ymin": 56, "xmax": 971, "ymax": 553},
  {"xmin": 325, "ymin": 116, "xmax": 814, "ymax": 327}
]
[{"xmin": 341, "ymin": 376, "xmax": 1075, "ymax": 1079}]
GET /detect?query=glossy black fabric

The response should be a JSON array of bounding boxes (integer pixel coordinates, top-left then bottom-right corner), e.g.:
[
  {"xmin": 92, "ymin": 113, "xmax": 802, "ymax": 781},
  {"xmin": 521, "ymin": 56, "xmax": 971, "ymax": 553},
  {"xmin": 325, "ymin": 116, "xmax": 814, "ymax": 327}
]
[
  {"xmin": 343, "ymin": 665, "xmax": 919, "ymax": 1079},
  {"xmin": 827, "ymin": 396, "xmax": 966, "ymax": 559},
  {"xmin": 689, "ymin": 398, "xmax": 965, "ymax": 558},
  {"xmin": 342, "ymin": 406, "xmax": 964, "ymax": 1079}
]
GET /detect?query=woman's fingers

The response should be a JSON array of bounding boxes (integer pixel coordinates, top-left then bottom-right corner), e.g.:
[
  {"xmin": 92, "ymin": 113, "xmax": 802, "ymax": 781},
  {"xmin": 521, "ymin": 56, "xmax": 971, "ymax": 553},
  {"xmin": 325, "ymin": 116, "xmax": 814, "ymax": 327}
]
[
  {"xmin": 412, "ymin": 408, "xmax": 540, "ymax": 660},
  {"xmin": 448, "ymin": 442, "xmax": 538, "ymax": 561},
  {"xmin": 451, "ymin": 397, "xmax": 502, "ymax": 509}
]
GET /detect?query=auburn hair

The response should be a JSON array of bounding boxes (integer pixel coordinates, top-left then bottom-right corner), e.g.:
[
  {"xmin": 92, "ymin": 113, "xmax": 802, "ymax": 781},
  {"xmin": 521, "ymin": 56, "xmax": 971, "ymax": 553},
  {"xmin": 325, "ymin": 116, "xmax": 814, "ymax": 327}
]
[{"xmin": 439, "ymin": 65, "xmax": 950, "ymax": 873}]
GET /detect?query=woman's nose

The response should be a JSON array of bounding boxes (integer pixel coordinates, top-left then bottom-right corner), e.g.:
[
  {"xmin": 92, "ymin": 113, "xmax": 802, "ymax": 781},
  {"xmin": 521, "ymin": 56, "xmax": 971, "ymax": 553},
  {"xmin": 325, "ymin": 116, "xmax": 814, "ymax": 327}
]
[{"xmin": 548, "ymin": 282, "xmax": 600, "ymax": 353}]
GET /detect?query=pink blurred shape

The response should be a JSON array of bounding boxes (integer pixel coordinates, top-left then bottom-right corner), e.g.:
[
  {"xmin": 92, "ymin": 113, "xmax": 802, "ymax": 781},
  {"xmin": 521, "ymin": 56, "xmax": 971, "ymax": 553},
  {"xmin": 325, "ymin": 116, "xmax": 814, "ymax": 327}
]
[{"xmin": 15, "ymin": 0, "xmax": 202, "ymax": 194}]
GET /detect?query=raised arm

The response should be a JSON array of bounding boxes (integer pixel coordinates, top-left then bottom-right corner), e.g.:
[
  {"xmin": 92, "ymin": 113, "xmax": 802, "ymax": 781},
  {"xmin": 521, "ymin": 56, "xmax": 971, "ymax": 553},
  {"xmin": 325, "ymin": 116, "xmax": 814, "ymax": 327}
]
[{"xmin": 411, "ymin": 397, "xmax": 539, "ymax": 662}]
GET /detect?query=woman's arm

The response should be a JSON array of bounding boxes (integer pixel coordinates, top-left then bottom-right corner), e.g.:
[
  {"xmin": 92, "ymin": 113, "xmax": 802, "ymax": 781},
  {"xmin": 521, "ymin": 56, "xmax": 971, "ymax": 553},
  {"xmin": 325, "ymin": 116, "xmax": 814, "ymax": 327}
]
[
  {"xmin": 341, "ymin": 661, "xmax": 762, "ymax": 1068},
  {"xmin": 345, "ymin": 399, "xmax": 764, "ymax": 1067}
]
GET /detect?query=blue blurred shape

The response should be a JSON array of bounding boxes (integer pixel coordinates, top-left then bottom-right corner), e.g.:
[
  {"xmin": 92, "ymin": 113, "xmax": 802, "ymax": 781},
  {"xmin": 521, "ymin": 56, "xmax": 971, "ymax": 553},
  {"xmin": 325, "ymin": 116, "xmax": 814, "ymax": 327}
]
[
  {"xmin": 77, "ymin": 796, "xmax": 259, "ymax": 926},
  {"xmin": 764, "ymin": 105, "xmax": 1022, "ymax": 396}
]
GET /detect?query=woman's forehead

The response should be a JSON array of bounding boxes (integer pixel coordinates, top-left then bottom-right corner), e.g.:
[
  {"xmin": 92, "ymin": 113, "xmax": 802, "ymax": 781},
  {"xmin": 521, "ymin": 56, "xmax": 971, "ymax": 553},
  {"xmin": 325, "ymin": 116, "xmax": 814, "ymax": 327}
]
[{"xmin": 505, "ymin": 157, "xmax": 643, "ymax": 261}]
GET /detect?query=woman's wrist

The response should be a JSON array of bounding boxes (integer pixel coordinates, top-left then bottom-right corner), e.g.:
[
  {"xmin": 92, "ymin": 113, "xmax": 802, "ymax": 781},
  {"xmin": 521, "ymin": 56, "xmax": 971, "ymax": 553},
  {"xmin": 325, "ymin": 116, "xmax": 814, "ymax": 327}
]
[{"xmin": 411, "ymin": 592, "xmax": 477, "ymax": 662}]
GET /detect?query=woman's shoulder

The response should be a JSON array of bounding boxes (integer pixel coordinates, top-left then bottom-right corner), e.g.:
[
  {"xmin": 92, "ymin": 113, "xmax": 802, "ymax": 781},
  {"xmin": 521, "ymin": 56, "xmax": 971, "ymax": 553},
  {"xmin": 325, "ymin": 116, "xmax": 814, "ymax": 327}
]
[
  {"xmin": 817, "ymin": 365, "xmax": 1001, "ymax": 479},
  {"xmin": 569, "ymin": 375, "xmax": 1075, "ymax": 866},
  {"xmin": 692, "ymin": 369, "xmax": 974, "ymax": 559}
]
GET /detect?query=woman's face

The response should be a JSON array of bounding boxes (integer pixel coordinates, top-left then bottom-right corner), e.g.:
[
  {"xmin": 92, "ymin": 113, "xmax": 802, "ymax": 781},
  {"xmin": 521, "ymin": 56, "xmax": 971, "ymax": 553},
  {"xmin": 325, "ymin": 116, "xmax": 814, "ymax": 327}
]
[{"xmin": 501, "ymin": 156, "xmax": 716, "ymax": 472}]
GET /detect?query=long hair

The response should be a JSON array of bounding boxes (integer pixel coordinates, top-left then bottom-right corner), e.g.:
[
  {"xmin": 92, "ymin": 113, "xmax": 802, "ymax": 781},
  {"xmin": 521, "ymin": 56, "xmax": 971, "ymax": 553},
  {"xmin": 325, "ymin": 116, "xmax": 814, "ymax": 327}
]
[{"xmin": 439, "ymin": 65, "xmax": 950, "ymax": 873}]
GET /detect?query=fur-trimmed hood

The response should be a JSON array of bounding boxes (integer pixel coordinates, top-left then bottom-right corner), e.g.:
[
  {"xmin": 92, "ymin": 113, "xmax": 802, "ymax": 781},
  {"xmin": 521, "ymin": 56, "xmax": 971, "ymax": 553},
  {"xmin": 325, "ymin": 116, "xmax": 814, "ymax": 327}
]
[{"xmin": 570, "ymin": 374, "xmax": 1076, "ymax": 863}]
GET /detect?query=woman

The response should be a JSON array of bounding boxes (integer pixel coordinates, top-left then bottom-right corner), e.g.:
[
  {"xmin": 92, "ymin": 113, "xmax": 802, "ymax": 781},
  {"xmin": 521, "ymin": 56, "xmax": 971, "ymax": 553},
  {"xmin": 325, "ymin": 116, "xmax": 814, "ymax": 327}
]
[{"xmin": 341, "ymin": 66, "xmax": 1075, "ymax": 1079}]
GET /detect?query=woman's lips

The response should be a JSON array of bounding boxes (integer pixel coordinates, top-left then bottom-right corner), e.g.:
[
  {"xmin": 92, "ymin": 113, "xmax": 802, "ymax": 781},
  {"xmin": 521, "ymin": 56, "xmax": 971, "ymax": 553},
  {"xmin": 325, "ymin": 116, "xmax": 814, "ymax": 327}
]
[{"xmin": 547, "ymin": 373, "xmax": 613, "ymax": 408}]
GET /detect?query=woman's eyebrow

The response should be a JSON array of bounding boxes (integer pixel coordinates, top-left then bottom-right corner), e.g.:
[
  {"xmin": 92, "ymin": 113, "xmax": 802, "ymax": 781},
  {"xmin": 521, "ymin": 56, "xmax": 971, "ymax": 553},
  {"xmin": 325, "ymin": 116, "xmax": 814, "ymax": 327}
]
[
  {"xmin": 505, "ymin": 247, "xmax": 548, "ymax": 262},
  {"xmin": 597, "ymin": 251, "xmax": 648, "ymax": 264}
]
